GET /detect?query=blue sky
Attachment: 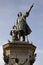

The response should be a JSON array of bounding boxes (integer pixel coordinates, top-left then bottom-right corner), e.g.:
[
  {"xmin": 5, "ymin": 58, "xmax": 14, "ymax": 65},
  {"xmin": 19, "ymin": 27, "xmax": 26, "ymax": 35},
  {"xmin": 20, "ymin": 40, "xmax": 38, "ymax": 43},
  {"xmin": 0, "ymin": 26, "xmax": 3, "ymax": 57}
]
[{"xmin": 0, "ymin": 0, "xmax": 43, "ymax": 65}]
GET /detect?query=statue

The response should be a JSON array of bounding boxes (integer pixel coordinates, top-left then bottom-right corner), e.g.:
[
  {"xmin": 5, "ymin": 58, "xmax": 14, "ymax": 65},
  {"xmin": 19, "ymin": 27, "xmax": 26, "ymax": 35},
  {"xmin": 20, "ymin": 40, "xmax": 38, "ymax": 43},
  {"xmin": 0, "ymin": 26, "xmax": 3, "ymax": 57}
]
[
  {"xmin": 29, "ymin": 54, "xmax": 37, "ymax": 65},
  {"xmin": 3, "ymin": 52, "xmax": 9, "ymax": 64},
  {"xmin": 15, "ymin": 3, "xmax": 34, "ymax": 41},
  {"xmin": 10, "ymin": 3, "xmax": 34, "ymax": 41},
  {"xmin": 10, "ymin": 25, "xmax": 19, "ymax": 41},
  {"xmin": 14, "ymin": 58, "xmax": 19, "ymax": 65},
  {"xmin": 14, "ymin": 58, "xmax": 28, "ymax": 65}
]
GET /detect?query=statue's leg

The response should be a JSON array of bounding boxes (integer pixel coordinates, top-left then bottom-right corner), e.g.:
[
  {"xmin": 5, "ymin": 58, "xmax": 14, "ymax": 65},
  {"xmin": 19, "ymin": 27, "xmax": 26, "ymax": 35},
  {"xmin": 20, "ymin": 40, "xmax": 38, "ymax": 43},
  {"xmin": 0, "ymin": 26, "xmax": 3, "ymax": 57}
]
[
  {"xmin": 18, "ymin": 30, "xmax": 25, "ymax": 41},
  {"xmin": 18, "ymin": 31, "xmax": 21, "ymax": 41},
  {"xmin": 22, "ymin": 34, "xmax": 25, "ymax": 41},
  {"xmin": 21, "ymin": 31, "xmax": 25, "ymax": 41},
  {"xmin": 18, "ymin": 34, "xmax": 20, "ymax": 40}
]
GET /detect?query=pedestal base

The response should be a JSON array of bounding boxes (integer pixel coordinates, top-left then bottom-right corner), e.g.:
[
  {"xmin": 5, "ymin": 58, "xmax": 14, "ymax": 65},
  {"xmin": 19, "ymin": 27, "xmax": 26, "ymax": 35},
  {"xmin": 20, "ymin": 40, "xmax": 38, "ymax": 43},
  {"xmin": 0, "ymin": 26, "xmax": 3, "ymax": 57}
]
[{"xmin": 3, "ymin": 41, "xmax": 36, "ymax": 65}]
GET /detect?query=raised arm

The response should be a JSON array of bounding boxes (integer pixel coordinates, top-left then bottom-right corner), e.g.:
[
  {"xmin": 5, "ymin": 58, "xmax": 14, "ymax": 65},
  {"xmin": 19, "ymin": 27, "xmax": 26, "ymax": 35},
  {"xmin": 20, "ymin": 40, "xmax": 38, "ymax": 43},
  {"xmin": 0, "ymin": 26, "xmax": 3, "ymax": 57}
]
[{"xmin": 23, "ymin": 3, "xmax": 34, "ymax": 17}]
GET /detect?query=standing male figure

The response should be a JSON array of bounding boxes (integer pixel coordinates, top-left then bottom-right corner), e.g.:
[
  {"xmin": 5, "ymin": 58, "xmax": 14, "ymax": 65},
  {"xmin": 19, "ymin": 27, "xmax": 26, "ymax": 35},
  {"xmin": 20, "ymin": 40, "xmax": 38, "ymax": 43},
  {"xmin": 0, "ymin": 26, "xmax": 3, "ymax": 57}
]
[{"xmin": 16, "ymin": 3, "xmax": 34, "ymax": 41}]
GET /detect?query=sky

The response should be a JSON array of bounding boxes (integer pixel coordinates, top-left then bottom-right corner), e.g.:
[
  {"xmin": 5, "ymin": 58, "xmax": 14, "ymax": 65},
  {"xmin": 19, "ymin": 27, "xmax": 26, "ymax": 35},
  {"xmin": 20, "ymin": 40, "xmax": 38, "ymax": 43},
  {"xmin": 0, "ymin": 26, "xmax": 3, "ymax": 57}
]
[{"xmin": 0, "ymin": 0, "xmax": 43, "ymax": 65}]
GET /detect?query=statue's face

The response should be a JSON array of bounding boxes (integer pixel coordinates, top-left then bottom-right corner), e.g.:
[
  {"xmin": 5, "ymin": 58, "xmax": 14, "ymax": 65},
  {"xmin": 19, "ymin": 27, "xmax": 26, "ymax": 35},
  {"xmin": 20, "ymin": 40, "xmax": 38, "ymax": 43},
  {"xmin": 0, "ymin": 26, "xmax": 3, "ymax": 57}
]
[{"xmin": 18, "ymin": 12, "xmax": 22, "ymax": 17}]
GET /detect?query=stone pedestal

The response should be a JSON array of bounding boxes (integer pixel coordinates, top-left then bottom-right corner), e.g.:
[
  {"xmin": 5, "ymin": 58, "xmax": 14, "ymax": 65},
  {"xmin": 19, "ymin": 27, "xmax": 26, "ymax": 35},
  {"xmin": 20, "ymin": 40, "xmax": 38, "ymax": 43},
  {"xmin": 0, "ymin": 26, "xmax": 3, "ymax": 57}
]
[{"xmin": 3, "ymin": 41, "xmax": 36, "ymax": 65}]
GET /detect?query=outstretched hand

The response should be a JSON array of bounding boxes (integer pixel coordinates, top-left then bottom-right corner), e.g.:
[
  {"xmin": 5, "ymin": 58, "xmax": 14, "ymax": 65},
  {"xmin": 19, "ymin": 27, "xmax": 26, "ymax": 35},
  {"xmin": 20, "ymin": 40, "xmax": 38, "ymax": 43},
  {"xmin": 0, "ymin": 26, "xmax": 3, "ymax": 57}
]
[
  {"xmin": 28, "ymin": 3, "xmax": 34, "ymax": 13},
  {"xmin": 31, "ymin": 3, "xmax": 34, "ymax": 8}
]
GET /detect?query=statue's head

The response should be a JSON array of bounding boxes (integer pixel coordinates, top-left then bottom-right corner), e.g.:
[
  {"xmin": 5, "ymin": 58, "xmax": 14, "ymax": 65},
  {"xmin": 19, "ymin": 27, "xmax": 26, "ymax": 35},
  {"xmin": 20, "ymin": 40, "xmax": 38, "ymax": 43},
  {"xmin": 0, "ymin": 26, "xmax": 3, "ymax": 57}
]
[{"xmin": 18, "ymin": 12, "xmax": 22, "ymax": 17}]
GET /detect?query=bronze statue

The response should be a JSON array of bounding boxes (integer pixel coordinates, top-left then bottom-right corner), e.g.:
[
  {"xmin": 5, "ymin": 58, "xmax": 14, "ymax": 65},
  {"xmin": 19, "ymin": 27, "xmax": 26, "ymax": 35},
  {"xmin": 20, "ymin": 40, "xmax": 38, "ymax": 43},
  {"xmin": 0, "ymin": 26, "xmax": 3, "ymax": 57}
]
[
  {"xmin": 10, "ymin": 3, "xmax": 34, "ymax": 41},
  {"xmin": 15, "ymin": 3, "xmax": 34, "ymax": 41},
  {"xmin": 10, "ymin": 25, "xmax": 19, "ymax": 41}
]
